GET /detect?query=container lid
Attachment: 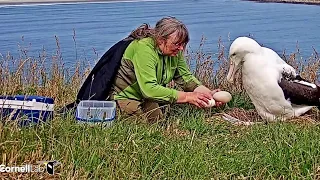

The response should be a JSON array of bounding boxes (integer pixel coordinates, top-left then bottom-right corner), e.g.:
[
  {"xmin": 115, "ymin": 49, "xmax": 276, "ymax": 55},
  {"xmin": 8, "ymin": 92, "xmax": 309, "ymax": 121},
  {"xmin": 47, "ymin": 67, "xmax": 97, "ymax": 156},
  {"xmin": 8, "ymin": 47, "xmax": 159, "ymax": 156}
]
[
  {"xmin": 0, "ymin": 95, "xmax": 54, "ymax": 104},
  {"xmin": 78, "ymin": 100, "xmax": 116, "ymax": 108}
]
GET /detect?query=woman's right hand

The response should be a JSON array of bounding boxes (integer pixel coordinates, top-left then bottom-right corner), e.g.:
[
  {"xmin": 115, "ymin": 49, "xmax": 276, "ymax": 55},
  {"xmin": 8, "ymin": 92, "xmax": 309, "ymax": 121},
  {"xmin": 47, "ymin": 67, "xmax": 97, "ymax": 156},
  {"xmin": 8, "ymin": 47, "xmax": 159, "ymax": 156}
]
[
  {"xmin": 177, "ymin": 91, "xmax": 212, "ymax": 108},
  {"xmin": 187, "ymin": 92, "xmax": 213, "ymax": 107}
]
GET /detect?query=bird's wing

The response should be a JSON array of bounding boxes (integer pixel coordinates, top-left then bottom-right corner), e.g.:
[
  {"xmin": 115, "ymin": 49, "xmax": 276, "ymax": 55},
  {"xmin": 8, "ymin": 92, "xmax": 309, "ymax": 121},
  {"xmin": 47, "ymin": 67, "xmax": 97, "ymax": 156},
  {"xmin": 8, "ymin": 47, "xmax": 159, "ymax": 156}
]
[
  {"xmin": 262, "ymin": 47, "xmax": 288, "ymax": 65},
  {"xmin": 261, "ymin": 47, "xmax": 298, "ymax": 80}
]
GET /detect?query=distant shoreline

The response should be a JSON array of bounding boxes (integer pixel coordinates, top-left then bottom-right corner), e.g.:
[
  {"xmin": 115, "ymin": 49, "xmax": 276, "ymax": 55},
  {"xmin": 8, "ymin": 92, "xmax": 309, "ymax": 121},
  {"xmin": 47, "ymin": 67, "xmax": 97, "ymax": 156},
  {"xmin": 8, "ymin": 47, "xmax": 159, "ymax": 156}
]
[
  {"xmin": 244, "ymin": 0, "xmax": 320, "ymax": 5},
  {"xmin": 0, "ymin": 0, "xmax": 144, "ymax": 5},
  {"xmin": 1, "ymin": 0, "xmax": 319, "ymax": 6}
]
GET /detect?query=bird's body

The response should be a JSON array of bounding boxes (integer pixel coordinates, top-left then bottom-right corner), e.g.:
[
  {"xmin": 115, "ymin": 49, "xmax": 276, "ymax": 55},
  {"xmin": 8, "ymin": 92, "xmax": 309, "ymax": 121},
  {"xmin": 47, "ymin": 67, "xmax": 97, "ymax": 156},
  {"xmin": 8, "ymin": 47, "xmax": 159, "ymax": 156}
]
[{"xmin": 227, "ymin": 37, "xmax": 315, "ymax": 121}]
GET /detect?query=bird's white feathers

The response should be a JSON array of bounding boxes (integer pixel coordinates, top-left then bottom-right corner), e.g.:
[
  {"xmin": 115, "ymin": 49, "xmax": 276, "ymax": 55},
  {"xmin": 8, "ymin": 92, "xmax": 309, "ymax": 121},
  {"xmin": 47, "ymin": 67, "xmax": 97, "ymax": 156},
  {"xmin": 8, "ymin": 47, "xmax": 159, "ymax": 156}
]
[{"xmin": 227, "ymin": 36, "xmax": 312, "ymax": 121}]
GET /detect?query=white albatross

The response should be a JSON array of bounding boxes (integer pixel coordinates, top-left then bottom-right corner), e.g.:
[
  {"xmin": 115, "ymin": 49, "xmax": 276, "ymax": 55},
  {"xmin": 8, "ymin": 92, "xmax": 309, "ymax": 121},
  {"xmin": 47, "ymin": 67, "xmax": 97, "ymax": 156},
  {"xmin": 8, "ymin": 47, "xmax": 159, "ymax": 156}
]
[{"xmin": 225, "ymin": 36, "xmax": 314, "ymax": 122}]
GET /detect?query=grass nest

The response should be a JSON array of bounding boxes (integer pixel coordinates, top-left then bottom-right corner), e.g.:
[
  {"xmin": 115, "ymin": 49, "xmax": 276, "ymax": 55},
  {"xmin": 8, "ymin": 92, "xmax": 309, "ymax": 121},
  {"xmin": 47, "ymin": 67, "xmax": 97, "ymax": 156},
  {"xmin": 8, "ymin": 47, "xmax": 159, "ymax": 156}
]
[{"xmin": 223, "ymin": 107, "xmax": 320, "ymax": 124}]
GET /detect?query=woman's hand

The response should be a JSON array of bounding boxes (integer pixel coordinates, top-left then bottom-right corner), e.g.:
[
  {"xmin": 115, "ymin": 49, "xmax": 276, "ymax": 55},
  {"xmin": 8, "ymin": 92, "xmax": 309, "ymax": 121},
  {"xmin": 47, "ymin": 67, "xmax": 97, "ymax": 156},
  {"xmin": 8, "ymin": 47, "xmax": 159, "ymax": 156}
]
[
  {"xmin": 177, "ymin": 91, "xmax": 212, "ymax": 108},
  {"xmin": 194, "ymin": 85, "xmax": 212, "ymax": 94},
  {"xmin": 194, "ymin": 85, "xmax": 225, "ymax": 107},
  {"xmin": 186, "ymin": 92, "xmax": 213, "ymax": 108}
]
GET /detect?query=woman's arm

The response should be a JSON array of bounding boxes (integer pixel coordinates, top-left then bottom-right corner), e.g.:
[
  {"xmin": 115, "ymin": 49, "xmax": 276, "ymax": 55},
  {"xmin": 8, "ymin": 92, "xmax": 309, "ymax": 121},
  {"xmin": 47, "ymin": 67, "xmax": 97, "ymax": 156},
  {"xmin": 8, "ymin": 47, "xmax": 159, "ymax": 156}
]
[{"xmin": 173, "ymin": 53, "xmax": 202, "ymax": 91}]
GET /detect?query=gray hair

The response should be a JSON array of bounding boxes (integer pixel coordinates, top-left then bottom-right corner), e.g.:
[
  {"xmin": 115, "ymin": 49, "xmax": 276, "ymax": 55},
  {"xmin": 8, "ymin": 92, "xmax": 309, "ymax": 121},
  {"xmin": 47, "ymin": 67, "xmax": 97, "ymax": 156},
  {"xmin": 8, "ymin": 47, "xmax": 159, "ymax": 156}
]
[{"xmin": 128, "ymin": 16, "xmax": 189, "ymax": 46}]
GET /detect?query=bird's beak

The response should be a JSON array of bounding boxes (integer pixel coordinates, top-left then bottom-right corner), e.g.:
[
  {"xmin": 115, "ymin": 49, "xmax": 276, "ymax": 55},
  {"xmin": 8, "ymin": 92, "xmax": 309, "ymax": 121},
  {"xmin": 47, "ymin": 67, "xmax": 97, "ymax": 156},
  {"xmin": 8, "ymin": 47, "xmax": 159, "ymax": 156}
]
[{"xmin": 226, "ymin": 58, "xmax": 237, "ymax": 83}]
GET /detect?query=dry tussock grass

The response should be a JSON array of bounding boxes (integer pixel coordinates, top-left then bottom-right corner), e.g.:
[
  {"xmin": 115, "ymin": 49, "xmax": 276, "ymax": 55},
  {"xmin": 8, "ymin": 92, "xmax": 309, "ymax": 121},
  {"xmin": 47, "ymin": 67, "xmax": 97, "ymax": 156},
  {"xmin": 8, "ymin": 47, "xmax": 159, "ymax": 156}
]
[
  {"xmin": 0, "ymin": 36, "xmax": 319, "ymax": 179},
  {"xmin": 0, "ymin": 36, "xmax": 319, "ymax": 120},
  {"xmin": 0, "ymin": 37, "xmax": 91, "ymax": 107}
]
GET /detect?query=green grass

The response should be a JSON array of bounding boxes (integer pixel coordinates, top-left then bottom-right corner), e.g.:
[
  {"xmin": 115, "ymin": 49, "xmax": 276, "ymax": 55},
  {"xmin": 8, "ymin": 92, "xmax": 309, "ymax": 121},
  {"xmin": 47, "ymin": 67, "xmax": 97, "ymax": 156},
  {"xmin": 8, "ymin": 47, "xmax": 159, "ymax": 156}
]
[
  {"xmin": 1, "ymin": 36, "xmax": 320, "ymax": 179},
  {"xmin": 1, "ymin": 105, "xmax": 320, "ymax": 179}
]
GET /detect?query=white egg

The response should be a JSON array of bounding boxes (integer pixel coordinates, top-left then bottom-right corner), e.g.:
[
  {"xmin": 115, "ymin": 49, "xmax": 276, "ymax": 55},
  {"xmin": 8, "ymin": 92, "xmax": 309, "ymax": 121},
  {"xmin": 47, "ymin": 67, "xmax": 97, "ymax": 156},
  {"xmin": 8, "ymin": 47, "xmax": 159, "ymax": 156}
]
[
  {"xmin": 212, "ymin": 91, "xmax": 232, "ymax": 103},
  {"xmin": 206, "ymin": 99, "xmax": 216, "ymax": 107}
]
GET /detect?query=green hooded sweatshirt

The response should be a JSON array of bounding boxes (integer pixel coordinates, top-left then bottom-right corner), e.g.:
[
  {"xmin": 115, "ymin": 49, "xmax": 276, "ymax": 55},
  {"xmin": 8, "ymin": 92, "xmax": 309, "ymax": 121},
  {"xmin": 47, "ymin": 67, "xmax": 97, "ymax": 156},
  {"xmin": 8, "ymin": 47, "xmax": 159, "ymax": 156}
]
[{"xmin": 111, "ymin": 37, "xmax": 201, "ymax": 103}]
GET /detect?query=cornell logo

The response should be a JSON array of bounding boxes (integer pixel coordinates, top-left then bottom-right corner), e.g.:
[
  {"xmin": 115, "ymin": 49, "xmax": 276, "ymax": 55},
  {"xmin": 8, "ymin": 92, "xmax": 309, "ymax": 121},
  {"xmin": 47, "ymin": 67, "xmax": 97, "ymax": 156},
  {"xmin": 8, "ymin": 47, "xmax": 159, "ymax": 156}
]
[{"xmin": 37, "ymin": 160, "xmax": 61, "ymax": 175}]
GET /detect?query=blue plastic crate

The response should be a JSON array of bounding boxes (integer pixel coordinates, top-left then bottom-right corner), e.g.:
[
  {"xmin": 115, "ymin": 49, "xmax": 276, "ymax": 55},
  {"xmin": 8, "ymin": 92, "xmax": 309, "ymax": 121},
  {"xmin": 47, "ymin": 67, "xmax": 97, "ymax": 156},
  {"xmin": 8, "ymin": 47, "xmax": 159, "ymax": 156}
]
[{"xmin": 0, "ymin": 95, "xmax": 54, "ymax": 126}]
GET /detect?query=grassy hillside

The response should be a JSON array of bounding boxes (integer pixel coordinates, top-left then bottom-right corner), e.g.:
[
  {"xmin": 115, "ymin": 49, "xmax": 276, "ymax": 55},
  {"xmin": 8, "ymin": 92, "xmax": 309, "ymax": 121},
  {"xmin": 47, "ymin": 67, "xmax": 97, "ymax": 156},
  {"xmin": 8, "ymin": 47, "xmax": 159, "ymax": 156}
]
[{"xmin": 1, "ymin": 36, "xmax": 320, "ymax": 179}]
